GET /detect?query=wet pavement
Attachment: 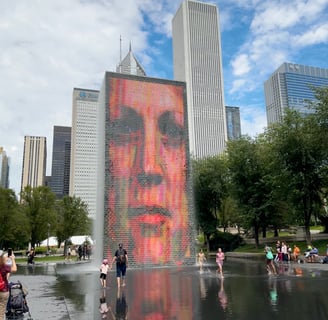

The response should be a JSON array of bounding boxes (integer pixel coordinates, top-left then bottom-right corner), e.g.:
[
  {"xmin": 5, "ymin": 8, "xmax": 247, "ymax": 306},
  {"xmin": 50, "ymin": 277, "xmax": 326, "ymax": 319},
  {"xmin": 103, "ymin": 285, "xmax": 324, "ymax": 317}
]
[{"xmin": 7, "ymin": 257, "xmax": 328, "ymax": 320}]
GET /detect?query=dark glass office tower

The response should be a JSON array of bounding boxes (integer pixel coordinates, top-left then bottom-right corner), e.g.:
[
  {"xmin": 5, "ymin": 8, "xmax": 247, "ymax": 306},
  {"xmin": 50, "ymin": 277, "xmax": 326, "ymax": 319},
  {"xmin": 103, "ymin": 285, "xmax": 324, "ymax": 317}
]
[
  {"xmin": 226, "ymin": 106, "xmax": 241, "ymax": 140},
  {"xmin": 265, "ymin": 62, "xmax": 328, "ymax": 125},
  {"xmin": 50, "ymin": 126, "xmax": 71, "ymax": 198}
]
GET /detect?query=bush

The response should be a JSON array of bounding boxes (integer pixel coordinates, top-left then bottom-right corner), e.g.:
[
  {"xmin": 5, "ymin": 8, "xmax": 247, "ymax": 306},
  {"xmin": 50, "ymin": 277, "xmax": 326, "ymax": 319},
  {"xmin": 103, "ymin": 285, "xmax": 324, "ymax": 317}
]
[{"xmin": 209, "ymin": 231, "xmax": 243, "ymax": 252}]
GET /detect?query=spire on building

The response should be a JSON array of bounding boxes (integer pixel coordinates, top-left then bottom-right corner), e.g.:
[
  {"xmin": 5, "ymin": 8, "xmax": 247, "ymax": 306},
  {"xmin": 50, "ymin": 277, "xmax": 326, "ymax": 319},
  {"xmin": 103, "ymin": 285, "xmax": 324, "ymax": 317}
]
[{"xmin": 116, "ymin": 40, "xmax": 146, "ymax": 76}]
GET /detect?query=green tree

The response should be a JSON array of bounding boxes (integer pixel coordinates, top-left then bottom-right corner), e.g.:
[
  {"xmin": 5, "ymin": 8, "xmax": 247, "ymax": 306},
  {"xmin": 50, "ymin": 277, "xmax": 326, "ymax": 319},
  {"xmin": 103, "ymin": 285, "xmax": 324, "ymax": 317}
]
[
  {"xmin": 20, "ymin": 186, "xmax": 57, "ymax": 247},
  {"xmin": 192, "ymin": 155, "xmax": 229, "ymax": 250},
  {"xmin": 55, "ymin": 195, "xmax": 91, "ymax": 253},
  {"xmin": 0, "ymin": 188, "xmax": 29, "ymax": 249},
  {"xmin": 304, "ymin": 87, "xmax": 328, "ymax": 232},
  {"xmin": 266, "ymin": 108, "xmax": 326, "ymax": 243},
  {"xmin": 227, "ymin": 136, "xmax": 277, "ymax": 248}
]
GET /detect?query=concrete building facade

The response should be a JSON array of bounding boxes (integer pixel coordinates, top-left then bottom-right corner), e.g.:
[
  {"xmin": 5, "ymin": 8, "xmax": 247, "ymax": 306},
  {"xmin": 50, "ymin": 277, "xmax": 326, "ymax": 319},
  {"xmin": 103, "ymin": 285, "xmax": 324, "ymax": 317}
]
[
  {"xmin": 21, "ymin": 136, "xmax": 47, "ymax": 192},
  {"xmin": 0, "ymin": 147, "xmax": 9, "ymax": 189},
  {"xmin": 70, "ymin": 89, "xmax": 99, "ymax": 219},
  {"xmin": 172, "ymin": 0, "xmax": 227, "ymax": 158}
]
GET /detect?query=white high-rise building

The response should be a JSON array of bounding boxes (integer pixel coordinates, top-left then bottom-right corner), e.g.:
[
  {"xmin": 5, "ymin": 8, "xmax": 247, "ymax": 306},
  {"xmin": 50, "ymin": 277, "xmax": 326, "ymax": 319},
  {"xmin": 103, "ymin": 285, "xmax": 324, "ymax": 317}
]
[
  {"xmin": 70, "ymin": 89, "xmax": 99, "ymax": 219},
  {"xmin": 21, "ymin": 136, "xmax": 47, "ymax": 192},
  {"xmin": 172, "ymin": 0, "xmax": 227, "ymax": 158}
]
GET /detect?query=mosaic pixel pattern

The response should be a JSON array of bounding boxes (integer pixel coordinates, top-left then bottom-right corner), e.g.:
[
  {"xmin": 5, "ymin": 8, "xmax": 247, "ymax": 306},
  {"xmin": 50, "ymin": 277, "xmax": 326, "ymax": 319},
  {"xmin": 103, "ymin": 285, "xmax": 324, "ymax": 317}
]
[{"xmin": 103, "ymin": 73, "xmax": 195, "ymax": 267}]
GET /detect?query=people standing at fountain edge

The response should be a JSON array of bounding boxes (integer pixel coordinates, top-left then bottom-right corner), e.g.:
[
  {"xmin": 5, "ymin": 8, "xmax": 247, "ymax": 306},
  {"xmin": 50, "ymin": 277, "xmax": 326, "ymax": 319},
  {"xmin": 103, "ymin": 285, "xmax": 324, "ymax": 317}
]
[
  {"xmin": 216, "ymin": 248, "xmax": 225, "ymax": 278},
  {"xmin": 0, "ymin": 250, "xmax": 17, "ymax": 319},
  {"xmin": 198, "ymin": 249, "xmax": 206, "ymax": 272},
  {"xmin": 111, "ymin": 243, "xmax": 128, "ymax": 287},
  {"xmin": 100, "ymin": 259, "xmax": 110, "ymax": 288},
  {"xmin": 292, "ymin": 244, "xmax": 300, "ymax": 262}
]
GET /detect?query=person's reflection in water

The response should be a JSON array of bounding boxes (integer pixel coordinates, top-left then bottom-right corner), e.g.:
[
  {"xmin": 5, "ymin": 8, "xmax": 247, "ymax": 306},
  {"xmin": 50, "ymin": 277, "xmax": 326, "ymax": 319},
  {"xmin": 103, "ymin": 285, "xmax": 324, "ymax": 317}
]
[
  {"xmin": 99, "ymin": 289, "xmax": 109, "ymax": 319},
  {"xmin": 199, "ymin": 276, "xmax": 207, "ymax": 299},
  {"xmin": 218, "ymin": 278, "xmax": 228, "ymax": 310},
  {"xmin": 116, "ymin": 287, "xmax": 128, "ymax": 320},
  {"xmin": 294, "ymin": 266, "xmax": 303, "ymax": 277},
  {"xmin": 268, "ymin": 277, "xmax": 278, "ymax": 312}
]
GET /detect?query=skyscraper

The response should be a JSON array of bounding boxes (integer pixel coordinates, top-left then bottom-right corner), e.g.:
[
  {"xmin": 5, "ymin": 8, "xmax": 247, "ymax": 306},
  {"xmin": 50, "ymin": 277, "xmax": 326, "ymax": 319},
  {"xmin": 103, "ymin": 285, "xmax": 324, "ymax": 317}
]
[
  {"xmin": 70, "ymin": 45, "xmax": 146, "ymax": 219},
  {"xmin": 172, "ymin": 0, "xmax": 227, "ymax": 158},
  {"xmin": 265, "ymin": 62, "xmax": 328, "ymax": 125},
  {"xmin": 70, "ymin": 88, "xmax": 99, "ymax": 219},
  {"xmin": 117, "ymin": 43, "xmax": 146, "ymax": 76},
  {"xmin": 21, "ymin": 136, "xmax": 47, "ymax": 192},
  {"xmin": 0, "ymin": 147, "xmax": 9, "ymax": 189},
  {"xmin": 226, "ymin": 106, "xmax": 241, "ymax": 140},
  {"xmin": 50, "ymin": 126, "xmax": 71, "ymax": 198}
]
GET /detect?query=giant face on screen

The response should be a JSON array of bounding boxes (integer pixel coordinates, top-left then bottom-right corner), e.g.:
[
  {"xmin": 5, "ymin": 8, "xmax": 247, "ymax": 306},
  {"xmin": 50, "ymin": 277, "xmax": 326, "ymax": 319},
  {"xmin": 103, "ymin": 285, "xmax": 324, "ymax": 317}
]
[{"xmin": 104, "ymin": 74, "xmax": 193, "ymax": 267}]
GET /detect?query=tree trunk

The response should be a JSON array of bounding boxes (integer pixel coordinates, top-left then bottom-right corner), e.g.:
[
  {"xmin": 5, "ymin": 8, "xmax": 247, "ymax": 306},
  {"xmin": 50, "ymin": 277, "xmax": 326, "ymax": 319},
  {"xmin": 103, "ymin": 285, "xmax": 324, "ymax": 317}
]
[
  {"xmin": 274, "ymin": 226, "xmax": 279, "ymax": 237},
  {"xmin": 254, "ymin": 225, "xmax": 260, "ymax": 249},
  {"xmin": 318, "ymin": 215, "xmax": 328, "ymax": 233}
]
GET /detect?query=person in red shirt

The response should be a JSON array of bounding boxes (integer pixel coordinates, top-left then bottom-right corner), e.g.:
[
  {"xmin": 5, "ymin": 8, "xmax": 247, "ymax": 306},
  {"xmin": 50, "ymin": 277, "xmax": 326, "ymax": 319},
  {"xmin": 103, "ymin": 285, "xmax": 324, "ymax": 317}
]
[{"xmin": 0, "ymin": 250, "xmax": 17, "ymax": 318}]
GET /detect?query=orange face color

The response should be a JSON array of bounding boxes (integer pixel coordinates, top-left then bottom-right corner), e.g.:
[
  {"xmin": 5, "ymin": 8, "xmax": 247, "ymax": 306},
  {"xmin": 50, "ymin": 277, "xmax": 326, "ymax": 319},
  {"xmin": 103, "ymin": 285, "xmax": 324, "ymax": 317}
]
[{"xmin": 107, "ymin": 77, "xmax": 190, "ymax": 265}]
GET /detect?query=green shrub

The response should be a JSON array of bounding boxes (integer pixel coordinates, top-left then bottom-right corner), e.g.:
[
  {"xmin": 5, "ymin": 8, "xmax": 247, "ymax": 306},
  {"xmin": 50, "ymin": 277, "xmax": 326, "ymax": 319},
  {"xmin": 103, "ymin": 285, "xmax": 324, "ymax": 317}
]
[{"xmin": 209, "ymin": 231, "xmax": 243, "ymax": 252}]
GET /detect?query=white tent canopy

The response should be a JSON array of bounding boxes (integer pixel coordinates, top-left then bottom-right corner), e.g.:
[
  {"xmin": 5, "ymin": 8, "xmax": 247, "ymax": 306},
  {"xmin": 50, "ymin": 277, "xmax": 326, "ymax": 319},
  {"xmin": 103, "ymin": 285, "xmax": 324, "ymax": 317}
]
[{"xmin": 40, "ymin": 235, "xmax": 94, "ymax": 247}]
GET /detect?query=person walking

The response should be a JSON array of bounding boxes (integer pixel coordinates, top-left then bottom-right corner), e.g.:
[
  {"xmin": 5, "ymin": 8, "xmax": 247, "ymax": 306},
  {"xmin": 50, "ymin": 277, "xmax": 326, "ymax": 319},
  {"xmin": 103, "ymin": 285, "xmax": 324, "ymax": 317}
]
[
  {"xmin": 265, "ymin": 245, "xmax": 277, "ymax": 275},
  {"xmin": 0, "ymin": 250, "xmax": 17, "ymax": 318},
  {"xmin": 216, "ymin": 248, "xmax": 225, "ymax": 278},
  {"xmin": 198, "ymin": 249, "xmax": 206, "ymax": 272},
  {"xmin": 111, "ymin": 243, "xmax": 128, "ymax": 287},
  {"xmin": 100, "ymin": 259, "xmax": 109, "ymax": 288}
]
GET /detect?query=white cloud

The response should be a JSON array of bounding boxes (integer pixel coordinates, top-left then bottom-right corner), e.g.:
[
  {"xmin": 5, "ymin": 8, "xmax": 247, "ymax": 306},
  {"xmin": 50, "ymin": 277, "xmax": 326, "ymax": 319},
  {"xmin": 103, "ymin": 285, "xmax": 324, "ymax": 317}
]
[
  {"xmin": 231, "ymin": 54, "xmax": 251, "ymax": 76},
  {"xmin": 240, "ymin": 104, "xmax": 267, "ymax": 137},
  {"xmin": 0, "ymin": 0, "xmax": 153, "ymax": 194},
  {"xmin": 293, "ymin": 23, "xmax": 328, "ymax": 47}
]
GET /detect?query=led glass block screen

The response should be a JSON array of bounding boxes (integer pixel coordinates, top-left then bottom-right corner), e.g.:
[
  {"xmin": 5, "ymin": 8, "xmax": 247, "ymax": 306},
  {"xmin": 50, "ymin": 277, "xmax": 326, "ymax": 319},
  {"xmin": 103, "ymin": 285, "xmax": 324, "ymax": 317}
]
[{"xmin": 104, "ymin": 74, "xmax": 194, "ymax": 267}]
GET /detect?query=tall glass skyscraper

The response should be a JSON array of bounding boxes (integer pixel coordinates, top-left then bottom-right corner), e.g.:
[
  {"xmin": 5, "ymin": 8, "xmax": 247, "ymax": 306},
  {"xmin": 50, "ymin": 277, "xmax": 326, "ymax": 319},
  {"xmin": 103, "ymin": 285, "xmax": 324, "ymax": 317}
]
[
  {"xmin": 225, "ymin": 106, "xmax": 241, "ymax": 141},
  {"xmin": 50, "ymin": 126, "xmax": 71, "ymax": 198},
  {"xmin": 265, "ymin": 62, "xmax": 328, "ymax": 125},
  {"xmin": 172, "ymin": 0, "xmax": 227, "ymax": 158}
]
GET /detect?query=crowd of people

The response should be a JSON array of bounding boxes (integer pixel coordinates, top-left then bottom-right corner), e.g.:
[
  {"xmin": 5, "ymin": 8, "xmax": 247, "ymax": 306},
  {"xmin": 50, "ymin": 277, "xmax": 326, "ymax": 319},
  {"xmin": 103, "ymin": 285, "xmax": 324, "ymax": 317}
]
[{"xmin": 264, "ymin": 240, "xmax": 328, "ymax": 275}]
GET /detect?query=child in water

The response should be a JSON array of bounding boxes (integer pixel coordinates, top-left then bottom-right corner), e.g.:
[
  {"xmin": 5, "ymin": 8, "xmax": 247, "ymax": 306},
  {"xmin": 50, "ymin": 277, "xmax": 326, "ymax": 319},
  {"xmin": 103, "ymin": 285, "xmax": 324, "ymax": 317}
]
[{"xmin": 100, "ymin": 259, "xmax": 109, "ymax": 288}]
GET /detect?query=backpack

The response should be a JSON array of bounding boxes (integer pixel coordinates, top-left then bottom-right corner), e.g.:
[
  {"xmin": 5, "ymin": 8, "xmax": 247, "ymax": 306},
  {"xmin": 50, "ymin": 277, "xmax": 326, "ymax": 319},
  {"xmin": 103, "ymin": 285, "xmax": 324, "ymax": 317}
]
[
  {"xmin": 7, "ymin": 282, "xmax": 29, "ymax": 313},
  {"xmin": 0, "ymin": 272, "xmax": 5, "ymax": 291},
  {"xmin": 117, "ymin": 248, "xmax": 126, "ymax": 264}
]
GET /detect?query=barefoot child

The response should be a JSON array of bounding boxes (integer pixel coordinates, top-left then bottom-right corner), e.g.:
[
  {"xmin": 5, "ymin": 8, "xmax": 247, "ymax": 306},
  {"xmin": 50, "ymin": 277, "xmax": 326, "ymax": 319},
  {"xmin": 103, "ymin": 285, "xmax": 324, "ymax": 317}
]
[
  {"xmin": 216, "ymin": 248, "xmax": 225, "ymax": 278},
  {"xmin": 100, "ymin": 259, "xmax": 109, "ymax": 288}
]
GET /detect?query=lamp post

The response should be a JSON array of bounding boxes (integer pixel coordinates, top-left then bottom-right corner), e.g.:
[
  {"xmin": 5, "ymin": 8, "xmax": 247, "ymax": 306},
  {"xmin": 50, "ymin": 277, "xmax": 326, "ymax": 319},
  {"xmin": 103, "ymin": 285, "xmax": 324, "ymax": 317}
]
[{"xmin": 46, "ymin": 223, "xmax": 50, "ymax": 255}]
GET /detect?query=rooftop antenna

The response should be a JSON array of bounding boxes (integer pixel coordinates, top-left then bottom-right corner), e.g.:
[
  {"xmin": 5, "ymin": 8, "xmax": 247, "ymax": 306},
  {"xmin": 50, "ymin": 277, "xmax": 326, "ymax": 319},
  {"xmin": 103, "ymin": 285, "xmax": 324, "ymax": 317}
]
[{"xmin": 120, "ymin": 35, "xmax": 122, "ymax": 64}]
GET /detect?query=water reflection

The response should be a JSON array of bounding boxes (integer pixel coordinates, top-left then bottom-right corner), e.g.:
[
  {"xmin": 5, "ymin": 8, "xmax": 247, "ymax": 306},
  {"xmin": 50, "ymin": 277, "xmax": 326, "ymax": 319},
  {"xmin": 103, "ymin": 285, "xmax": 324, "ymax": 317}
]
[
  {"xmin": 218, "ymin": 278, "xmax": 228, "ymax": 311},
  {"xmin": 99, "ymin": 289, "xmax": 109, "ymax": 319},
  {"xmin": 12, "ymin": 259, "xmax": 328, "ymax": 320}
]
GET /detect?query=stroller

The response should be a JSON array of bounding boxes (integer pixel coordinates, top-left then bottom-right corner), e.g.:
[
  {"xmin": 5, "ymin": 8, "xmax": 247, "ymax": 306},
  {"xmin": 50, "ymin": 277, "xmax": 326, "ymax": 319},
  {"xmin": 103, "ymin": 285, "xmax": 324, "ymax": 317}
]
[{"xmin": 6, "ymin": 281, "xmax": 33, "ymax": 319}]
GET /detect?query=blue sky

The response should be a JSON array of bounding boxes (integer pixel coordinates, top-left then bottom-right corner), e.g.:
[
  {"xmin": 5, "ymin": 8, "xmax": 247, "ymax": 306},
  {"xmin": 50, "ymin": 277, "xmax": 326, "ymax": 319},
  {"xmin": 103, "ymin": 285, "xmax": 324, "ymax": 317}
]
[{"xmin": 1, "ymin": 0, "xmax": 328, "ymax": 195}]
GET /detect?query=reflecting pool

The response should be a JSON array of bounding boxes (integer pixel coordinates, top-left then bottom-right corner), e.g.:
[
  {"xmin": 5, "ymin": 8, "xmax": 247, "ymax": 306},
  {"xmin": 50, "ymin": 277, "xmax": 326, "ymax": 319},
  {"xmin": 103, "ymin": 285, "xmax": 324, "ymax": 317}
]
[{"xmin": 10, "ymin": 258, "xmax": 328, "ymax": 320}]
